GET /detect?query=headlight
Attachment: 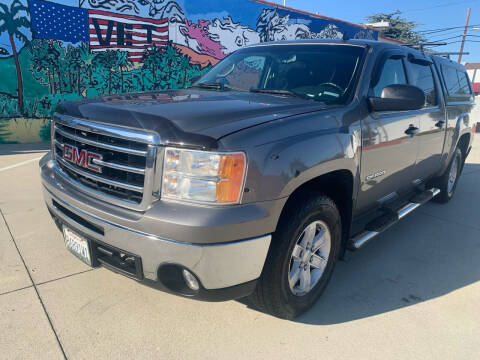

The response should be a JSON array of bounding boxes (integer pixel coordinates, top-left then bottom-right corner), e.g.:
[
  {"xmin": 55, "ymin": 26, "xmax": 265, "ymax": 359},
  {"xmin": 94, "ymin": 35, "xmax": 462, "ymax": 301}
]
[{"xmin": 162, "ymin": 147, "xmax": 246, "ymax": 204}]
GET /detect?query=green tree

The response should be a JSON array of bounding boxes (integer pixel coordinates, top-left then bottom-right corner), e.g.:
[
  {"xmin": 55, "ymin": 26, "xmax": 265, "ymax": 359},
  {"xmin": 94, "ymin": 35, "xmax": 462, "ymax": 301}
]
[
  {"xmin": 64, "ymin": 45, "xmax": 81, "ymax": 94},
  {"xmin": 0, "ymin": 0, "xmax": 30, "ymax": 114},
  {"xmin": 79, "ymin": 43, "xmax": 95, "ymax": 92},
  {"xmin": 366, "ymin": 11, "xmax": 426, "ymax": 44},
  {"xmin": 30, "ymin": 40, "xmax": 65, "ymax": 95},
  {"xmin": 178, "ymin": 54, "xmax": 191, "ymax": 87},
  {"xmin": 93, "ymin": 50, "xmax": 117, "ymax": 95},
  {"xmin": 163, "ymin": 43, "xmax": 179, "ymax": 88},
  {"xmin": 114, "ymin": 51, "xmax": 132, "ymax": 93}
]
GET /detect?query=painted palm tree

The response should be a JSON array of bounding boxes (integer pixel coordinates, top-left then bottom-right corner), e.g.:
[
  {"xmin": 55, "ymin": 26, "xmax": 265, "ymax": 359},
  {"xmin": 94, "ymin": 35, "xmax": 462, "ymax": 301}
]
[
  {"xmin": 115, "ymin": 51, "xmax": 132, "ymax": 93},
  {"xmin": 142, "ymin": 45, "xmax": 163, "ymax": 86},
  {"xmin": 0, "ymin": 0, "xmax": 30, "ymax": 114},
  {"xmin": 178, "ymin": 54, "xmax": 191, "ymax": 87},
  {"xmin": 78, "ymin": 43, "xmax": 96, "ymax": 89}
]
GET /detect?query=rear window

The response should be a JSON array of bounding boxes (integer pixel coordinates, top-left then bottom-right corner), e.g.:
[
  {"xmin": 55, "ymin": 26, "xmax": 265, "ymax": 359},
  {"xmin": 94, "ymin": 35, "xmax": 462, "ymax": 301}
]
[
  {"xmin": 442, "ymin": 65, "xmax": 472, "ymax": 99},
  {"xmin": 457, "ymin": 71, "xmax": 472, "ymax": 95},
  {"xmin": 409, "ymin": 62, "xmax": 437, "ymax": 106}
]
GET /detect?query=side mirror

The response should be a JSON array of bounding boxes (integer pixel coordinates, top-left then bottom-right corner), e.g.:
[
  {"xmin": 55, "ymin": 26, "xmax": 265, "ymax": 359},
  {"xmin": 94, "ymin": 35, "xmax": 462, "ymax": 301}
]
[{"xmin": 368, "ymin": 84, "xmax": 425, "ymax": 112}]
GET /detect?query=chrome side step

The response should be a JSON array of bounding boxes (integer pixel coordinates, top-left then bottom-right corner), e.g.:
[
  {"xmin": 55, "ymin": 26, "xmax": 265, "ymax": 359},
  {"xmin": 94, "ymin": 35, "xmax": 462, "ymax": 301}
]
[{"xmin": 350, "ymin": 188, "xmax": 440, "ymax": 250}]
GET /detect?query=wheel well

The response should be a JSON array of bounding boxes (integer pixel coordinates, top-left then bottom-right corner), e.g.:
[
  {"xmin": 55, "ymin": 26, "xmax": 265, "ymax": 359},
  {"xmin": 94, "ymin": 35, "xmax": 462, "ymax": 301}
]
[
  {"xmin": 457, "ymin": 133, "xmax": 470, "ymax": 161},
  {"xmin": 277, "ymin": 170, "xmax": 354, "ymax": 254}
]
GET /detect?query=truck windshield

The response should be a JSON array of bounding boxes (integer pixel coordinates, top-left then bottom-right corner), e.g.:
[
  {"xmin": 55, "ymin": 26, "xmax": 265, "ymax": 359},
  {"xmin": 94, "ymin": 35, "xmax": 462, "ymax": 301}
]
[{"xmin": 194, "ymin": 44, "xmax": 365, "ymax": 104}]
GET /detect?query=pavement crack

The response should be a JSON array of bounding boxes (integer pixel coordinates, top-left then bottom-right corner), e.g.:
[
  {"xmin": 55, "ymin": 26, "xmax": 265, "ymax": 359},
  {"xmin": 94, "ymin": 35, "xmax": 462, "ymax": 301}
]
[
  {"xmin": 0, "ymin": 285, "xmax": 34, "ymax": 297},
  {"xmin": 37, "ymin": 268, "xmax": 97, "ymax": 287},
  {"xmin": 0, "ymin": 209, "xmax": 68, "ymax": 360}
]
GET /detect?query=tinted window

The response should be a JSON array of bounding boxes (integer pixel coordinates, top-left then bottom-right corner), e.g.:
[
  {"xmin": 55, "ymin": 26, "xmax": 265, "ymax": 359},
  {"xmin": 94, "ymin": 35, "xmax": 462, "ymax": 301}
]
[
  {"xmin": 372, "ymin": 57, "xmax": 407, "ymax": 97},
  {"xmin": 443, "ymin": 65, "xmax": 461, "ymax": 96},
  {"xmin": 409, "ymin": 62, "xmax": 437, "ymax": 106},
  {"xmin": 442, "ymin": 65, "xmax": 472, "ymax": 99},
  {"xmin": 457, "ymin": 71, "xmax": 472, "ymax": 95},
  {"xmin": 196, "ymin": 45, "xmax": 365, "ymax": 104}
]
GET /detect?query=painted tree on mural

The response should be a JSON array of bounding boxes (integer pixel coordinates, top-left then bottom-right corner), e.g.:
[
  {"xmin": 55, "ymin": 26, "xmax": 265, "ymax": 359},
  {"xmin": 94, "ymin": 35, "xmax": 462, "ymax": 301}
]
[{"xmin": 0, "ymin": 0, "xmax": 30, "ymax": 114}]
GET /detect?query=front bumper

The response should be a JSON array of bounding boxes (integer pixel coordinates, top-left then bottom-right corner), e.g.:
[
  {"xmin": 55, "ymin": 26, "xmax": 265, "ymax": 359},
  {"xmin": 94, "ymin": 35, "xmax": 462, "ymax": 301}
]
[{"xmin": 41, "ymin": 153, "xmax": 281, "ymax": 300}]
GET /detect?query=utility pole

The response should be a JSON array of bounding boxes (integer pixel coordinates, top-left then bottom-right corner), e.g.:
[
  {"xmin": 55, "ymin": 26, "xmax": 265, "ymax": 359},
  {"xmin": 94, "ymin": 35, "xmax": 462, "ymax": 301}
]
[{"xmin": 458, "ymin": 7, "xmax": 471, "ymax": 63}]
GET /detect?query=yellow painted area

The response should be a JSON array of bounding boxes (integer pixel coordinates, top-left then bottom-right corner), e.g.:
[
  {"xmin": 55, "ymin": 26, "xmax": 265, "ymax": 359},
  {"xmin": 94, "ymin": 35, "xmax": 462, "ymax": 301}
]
[{"xmin": 0, "ymin": 118, "xmax": 50, "ymax": 143}]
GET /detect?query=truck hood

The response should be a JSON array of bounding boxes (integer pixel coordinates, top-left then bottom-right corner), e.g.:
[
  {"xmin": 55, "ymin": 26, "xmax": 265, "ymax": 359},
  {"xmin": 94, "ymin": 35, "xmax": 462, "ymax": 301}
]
[{"xmin": 56, "ymin": 89, "xmax": 328, "ymax": 149}]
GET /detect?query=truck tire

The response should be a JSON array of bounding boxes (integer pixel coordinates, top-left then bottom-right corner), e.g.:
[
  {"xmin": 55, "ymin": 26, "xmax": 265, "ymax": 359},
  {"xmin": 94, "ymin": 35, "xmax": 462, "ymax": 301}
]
[
  {"xmin": 432, "ymin": 148, "xmax": 463, "ymax": 204},
  {"xmin": 250, "ymin": 194, "xmax": 342, "ymax": 319}
]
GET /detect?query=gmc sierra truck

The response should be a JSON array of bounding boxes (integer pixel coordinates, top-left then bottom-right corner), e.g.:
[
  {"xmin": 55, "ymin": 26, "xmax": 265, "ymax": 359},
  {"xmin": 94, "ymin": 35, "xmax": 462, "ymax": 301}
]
[{"xmin": 41, "ymin": 40, "xmax": 475, "ymax": 319}]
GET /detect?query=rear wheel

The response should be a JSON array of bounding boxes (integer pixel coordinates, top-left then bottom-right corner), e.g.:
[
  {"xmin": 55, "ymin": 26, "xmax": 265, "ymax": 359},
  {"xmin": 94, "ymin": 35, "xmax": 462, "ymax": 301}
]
[
  {"xmin": 432, "ymin": 148, "xmax": 463, "ymax": 203},
  {"xmin": 249, "ymin": 194, "xmax": 341, "ymax": 319}
]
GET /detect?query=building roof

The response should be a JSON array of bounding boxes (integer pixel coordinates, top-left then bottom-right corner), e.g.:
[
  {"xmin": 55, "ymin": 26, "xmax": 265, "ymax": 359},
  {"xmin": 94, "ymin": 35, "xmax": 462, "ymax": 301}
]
[{"xmin": 465, "ymin": 63, "xmax": 480, "ymax": 70}]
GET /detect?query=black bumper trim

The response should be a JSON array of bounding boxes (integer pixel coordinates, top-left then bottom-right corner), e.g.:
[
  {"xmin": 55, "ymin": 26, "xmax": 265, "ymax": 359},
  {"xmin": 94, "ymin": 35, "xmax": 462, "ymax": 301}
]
[
  {"xmin": 47, "ymin": 202, "xmax": 257, "ymax": 302},
  {"xmin": 141, "ymin": 277, "xmax": 258, "ymax": 302}
]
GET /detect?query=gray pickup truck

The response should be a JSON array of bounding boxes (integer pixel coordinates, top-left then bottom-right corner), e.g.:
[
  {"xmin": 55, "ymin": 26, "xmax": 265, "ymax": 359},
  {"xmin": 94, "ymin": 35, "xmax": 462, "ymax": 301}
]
[{"xmin": 41, "ymin": 39, "xmax": 475, "ymax": 319}]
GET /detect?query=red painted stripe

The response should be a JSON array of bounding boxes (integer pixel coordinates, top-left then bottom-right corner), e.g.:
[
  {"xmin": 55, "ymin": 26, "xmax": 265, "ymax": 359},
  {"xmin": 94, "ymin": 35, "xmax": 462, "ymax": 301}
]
[
  {"xmin": 89, "ymin": 43, "xmax": 166, "ymax": 50},
  {"xmin": 89, "ymin": 37, "xmax": 168, "ymax": 45},
  {"xmin": 88, "ymin": 29, "xmax": 168, "ymax": 40},
  {"xmin": 88, "ymin": 9, "xmax": 168, "ymax": 25},
  {"xmin": 89, "ymin": 18, "xmax": 168, "ymax": 32}
]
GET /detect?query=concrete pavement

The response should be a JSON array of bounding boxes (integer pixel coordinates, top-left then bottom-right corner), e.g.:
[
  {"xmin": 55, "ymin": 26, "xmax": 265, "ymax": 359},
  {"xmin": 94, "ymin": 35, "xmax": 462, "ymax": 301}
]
[{"xmin": 0, "ymin": 139, "xmax": 479, "ymax": 360}]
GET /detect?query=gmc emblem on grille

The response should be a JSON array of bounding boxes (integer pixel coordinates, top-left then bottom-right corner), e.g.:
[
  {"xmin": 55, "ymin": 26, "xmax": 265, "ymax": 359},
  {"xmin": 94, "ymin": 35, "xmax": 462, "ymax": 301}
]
[{"xmin": 63, "ymin": 144, "xmax": 102, "ymax": 173}]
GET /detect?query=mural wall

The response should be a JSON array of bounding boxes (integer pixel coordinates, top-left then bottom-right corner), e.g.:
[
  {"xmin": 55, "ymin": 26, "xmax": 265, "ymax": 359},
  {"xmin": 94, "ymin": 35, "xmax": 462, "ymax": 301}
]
[{"xmin": 0, "ymin": 0, "xmax": 377, "ymax": 143}]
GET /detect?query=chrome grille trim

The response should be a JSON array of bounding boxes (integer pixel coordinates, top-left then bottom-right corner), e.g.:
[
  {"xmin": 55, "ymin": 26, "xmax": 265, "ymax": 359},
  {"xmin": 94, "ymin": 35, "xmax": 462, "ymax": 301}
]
[
  {"xmin": 53, "ymin": 114, "xmax": 160, "ymax": 144},
  {"xmin": 53, "ymin": 113, "xmax": 162, "ymax": 211},
  {"xmin": 55, "ymin": 126, "xmax": 148, "ymax": 156},
  {"xmin": 91, "ymin": 158, "xmax": 145, "ymax": 175},
  {"xmin": 57, "ymin": 157, "xmax": 144, "ymax": 193}
]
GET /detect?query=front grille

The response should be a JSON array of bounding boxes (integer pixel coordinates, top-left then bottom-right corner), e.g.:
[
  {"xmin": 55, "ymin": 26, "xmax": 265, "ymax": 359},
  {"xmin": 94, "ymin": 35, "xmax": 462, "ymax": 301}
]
[{"xmin": 52, "ymin": 114, "xmax": 161, "ymax": 210}]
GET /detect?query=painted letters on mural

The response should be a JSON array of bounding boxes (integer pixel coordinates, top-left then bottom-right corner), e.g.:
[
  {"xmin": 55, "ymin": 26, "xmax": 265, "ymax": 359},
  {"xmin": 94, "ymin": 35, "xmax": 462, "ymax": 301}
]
[{"xmin": 0, "ymin": 0, "xmax": 377, "ymax": 143}]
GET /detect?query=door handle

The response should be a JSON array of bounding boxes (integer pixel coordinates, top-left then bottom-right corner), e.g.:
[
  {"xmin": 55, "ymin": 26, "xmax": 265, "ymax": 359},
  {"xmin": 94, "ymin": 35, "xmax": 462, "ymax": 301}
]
[
  {"xmin": 435, "ymin": 120, "xmax": 446, "ymax": 129},
  {"xmin": 405, "ymin": 125, "xmax": 419, "ymax": 136}
]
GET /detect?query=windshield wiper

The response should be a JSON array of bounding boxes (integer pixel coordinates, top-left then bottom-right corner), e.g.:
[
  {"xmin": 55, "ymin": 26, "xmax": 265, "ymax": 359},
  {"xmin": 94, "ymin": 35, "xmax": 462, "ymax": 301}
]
[
  {"xmin": 249, "ymin": 88, "xmax": 309, "ymax": 99},
  {"xmin": 190, "ymin": 82, "xmax": 229, "ymax": 90}
]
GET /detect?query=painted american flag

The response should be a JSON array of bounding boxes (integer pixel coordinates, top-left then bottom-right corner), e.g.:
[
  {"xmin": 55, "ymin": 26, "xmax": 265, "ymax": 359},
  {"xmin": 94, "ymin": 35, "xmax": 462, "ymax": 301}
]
[
  {"xmin": 88, "ymin": 10, "xmax": 168, "ymax": 62},
  {"xmin": 30, "ymin": 0, "xmax": 168, "ymax": 62}
]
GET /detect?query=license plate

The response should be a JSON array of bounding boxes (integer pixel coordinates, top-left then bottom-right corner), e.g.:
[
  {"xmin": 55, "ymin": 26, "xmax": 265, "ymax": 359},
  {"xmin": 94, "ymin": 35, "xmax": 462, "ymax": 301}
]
[{"xmin": 63, "ymin": 227, "xmax": 92, "ymax": 266}]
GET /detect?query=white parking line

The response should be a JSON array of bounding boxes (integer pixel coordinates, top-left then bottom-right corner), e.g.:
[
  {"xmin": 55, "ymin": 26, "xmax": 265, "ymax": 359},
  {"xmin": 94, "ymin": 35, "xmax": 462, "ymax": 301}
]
[{"xmin": 0, "ymin": 157, "xmax": 42, "ymax": 172}]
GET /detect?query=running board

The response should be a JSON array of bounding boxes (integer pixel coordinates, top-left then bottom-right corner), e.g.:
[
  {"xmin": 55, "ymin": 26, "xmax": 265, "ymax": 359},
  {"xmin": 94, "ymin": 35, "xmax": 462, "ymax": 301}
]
[{"xmin": 350, "ymin": 188, "xmax": 440, "ymax": 250}]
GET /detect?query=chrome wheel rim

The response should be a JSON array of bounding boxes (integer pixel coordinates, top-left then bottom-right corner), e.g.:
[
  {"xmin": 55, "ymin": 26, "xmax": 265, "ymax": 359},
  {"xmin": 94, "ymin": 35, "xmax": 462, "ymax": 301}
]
[
  {"xmin": 448, "ymin": 156, "xmax": 459, "ymax": 195},
  {"xmin": 288, "ymin": 220, "xmax": 331, "ymax": 296}
]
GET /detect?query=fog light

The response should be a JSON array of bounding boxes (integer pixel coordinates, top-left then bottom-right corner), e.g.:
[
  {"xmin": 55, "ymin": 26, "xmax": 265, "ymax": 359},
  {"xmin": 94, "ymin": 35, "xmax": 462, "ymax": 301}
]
[{"xmin": 182, "ymin": 269, "xmax": 200, "ymax": 291}]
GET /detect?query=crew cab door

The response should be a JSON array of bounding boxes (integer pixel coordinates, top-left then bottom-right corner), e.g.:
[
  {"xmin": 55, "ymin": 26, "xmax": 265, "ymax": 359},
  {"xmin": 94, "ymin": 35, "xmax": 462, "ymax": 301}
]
[
  {"xmin": 357, "ymin": 52, "xmax": 419, "ymax": 214},
  {"xmin": 405, "ymin": 55, "xmax": 446, "ymax": 181}
]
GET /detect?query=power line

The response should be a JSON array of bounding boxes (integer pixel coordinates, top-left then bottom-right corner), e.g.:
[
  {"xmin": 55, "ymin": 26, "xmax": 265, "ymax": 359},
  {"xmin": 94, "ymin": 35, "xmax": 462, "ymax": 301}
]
[
  {"xmin": 429, "ymin": 34, "xmax": 480, "ymax": 42},
  {"xmin": 401, "ymin": 0, "xmax": 480, "ymax": 14},
  {"xmin": 418, "ymin": 24, "xmax": 480, "ymax": 34},
  {"xmin": 427, "ymin": 29, "xmax": 465, "ymax": 39}
]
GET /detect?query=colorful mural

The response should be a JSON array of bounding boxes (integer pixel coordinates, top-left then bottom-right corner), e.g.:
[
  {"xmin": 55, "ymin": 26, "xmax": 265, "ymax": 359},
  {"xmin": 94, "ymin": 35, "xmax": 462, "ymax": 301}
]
[{"xmin": 0, "ymin": 0, "xmax": 377, "ymax": 143}]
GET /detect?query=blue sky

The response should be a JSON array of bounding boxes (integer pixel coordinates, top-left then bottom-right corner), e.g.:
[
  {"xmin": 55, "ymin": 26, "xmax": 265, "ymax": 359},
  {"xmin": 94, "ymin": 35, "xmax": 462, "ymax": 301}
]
[{"xmin": 282, "ymin": 0, "xmax": 480, "ymax": 63}]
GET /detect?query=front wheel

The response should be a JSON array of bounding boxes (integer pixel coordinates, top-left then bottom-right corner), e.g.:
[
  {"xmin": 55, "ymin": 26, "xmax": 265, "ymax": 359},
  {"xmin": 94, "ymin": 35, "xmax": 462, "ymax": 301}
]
[
  {"xmin": 432, "ymin": 148, "xmax": 463, "ymax": 203},
  {"xmin": 249, "ymin": 194, "xmax": 342, "ymax": 319}
]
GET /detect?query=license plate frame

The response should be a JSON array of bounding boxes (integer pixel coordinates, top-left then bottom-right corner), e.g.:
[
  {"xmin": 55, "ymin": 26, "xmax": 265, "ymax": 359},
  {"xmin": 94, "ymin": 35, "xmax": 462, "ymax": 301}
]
[{"xmin": 63, "ymin": 226, "xmax": 92, "ymax": 266}]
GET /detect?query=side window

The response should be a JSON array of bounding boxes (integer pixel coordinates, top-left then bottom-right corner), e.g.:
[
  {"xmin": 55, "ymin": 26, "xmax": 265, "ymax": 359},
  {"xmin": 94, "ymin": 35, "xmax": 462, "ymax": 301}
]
[
  {"xmin": 442, "ymin": 65, "xmax": 461, "ymax": 96},
  {"xmin": 409, "ymin": 62, "xmax": 437, "ymax": 106},
  {"xmin": 372, "ymin": 57, "xmax": 407, "ymax": 97},
  {"xmin": 457, "ymin": 71, "xmax": 472, "ymax": 95},
  {"xmin": 442, "ymin": 65, "xmax": 472, "ymax": 99}
]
